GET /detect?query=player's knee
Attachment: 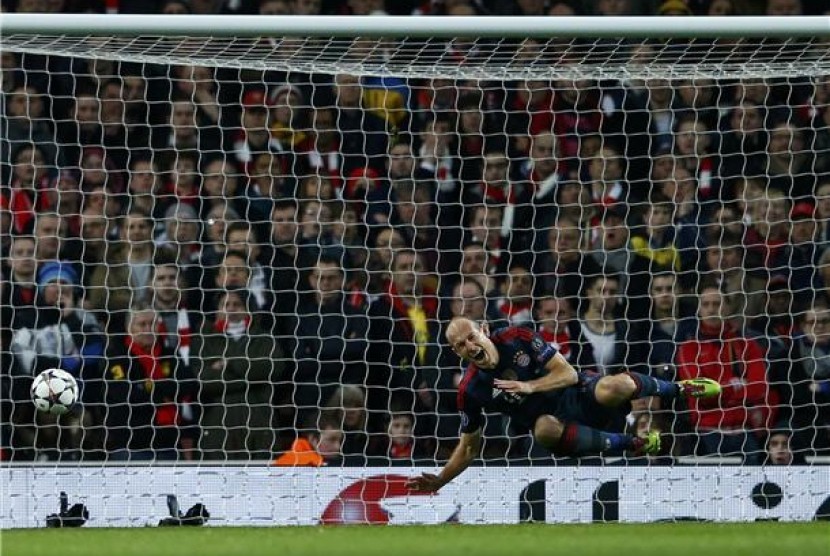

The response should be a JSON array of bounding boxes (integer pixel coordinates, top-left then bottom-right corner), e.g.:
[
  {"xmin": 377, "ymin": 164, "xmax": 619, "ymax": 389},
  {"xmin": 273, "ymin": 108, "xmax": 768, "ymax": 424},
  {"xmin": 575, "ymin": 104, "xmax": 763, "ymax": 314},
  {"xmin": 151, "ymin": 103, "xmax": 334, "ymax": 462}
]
[
  {"xmin": 533, "ymin": 415, "xmax": 564, "ymax": 450},
  {"xmin": 595, "ymin": 375, "xmax": 635, "ymax": 404}
]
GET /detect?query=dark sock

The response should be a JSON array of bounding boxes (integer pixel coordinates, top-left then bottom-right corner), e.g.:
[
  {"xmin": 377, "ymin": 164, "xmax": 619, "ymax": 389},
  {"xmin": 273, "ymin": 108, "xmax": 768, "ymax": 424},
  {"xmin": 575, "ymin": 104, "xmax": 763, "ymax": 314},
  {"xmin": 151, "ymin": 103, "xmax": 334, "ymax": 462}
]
[
  {"xmin": 625, "ymin": 371, "xmax": 680, "ymax": 399},
  {"xmin": 557, "ymin": 423, "xmax": 632, "ymax": 456}
]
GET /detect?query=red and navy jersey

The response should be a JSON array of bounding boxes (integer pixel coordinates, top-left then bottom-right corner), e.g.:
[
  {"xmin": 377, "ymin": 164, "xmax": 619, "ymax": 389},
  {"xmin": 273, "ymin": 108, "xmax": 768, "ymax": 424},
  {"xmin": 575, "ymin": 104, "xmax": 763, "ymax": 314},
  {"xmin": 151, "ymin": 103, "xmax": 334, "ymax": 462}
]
[{"xmin": 457, "ymin": 326, "xmax": 559, "ymax": 434}]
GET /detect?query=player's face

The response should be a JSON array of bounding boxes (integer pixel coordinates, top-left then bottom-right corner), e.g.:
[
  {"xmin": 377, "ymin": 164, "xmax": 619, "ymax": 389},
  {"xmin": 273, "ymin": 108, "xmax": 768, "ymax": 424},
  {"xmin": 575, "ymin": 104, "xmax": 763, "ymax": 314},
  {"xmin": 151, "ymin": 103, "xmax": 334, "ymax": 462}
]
[{"xmin": 449, "ymin": 321, "xmax": 495, "ymax": 368}]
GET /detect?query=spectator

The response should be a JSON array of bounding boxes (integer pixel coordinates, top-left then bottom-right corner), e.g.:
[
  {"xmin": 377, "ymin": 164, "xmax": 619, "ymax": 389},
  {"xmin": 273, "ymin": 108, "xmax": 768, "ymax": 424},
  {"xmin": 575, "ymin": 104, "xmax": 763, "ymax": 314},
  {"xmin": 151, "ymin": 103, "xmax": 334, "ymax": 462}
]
[
  {"xmin": 202, "ymin": 200, "xmax": 240, "ymax": 265},
  {"xmin": 54, "ymin": 172, "xmax": 83, "ymax": 238},
  {"xmin": 265, "ymin": 199, "xmax": 313, "ymax": 336},
  {"xmin": 286, "ymin": 255, "xmax": 368, "ymax": 428},
  {"xmin": 702, "ymin": 233, "xmax": 767, "ymax": 327},
  {"xmin": 156, "ymin": 202, "xmax": 204, "ymax": 307},
  {"xmin": 125, "ymin": 157, "xmax": 162, "ymax": 219},
  {"xmin": 233, "ymin": 89, "xmax": 284, "ymax": 177},
  {"xmin": 586, "ymin": 143, "xmax": 627, "ymax": 209},
  {"xmin": 73, "ymin": 208, "xmax": 111, "ymax": 291},
  {"xmin": 766, "ymin": 0, "xmax": 801, "ymax": 16},
  {"xmin": 1, "ymin": 85, "xmax": 59, "ymax": 173},
  {"xmin": 364, "ymin": 226, "xmax": 405, "ymax": 298},
  {"xmin": 494, "ymin": 261, "xmax": 535, "ymax": 327},
  {"xmin": 370, "ymin": 405, "xmax": 429, "ymax": 461},
  {"xmin": 161, "ymin": 150, "xmax": 200, "ymax": 208},
  {"xmin": 88, "ymin": 208, "xmax": 155, "ymax": 333},
  {"xmin": 4, "ymin": 144, "xmax": 56, "ymax": 235},
  {"xmin": 534, "ymin": 296, "xmax": 595, "ymax": 369},
  {"xmin": 225, "ymin": 221, "xmax": 269, "ymax": 316},
  {"xmin": 201, "ymin": 158, "xmax": 246, "ymax": 219},
  {"xmin": 719, "ymin": 100, "xmax": 766, "ymax": 182},
  {"xmin": 333, "ymin": 73, "xmax": 390, "ymax": 176},
  {"xmin": 587, "ymin": 205, "xmax": 654, "ymax": 322},
  {"xmin": 57, "ymin": 88, "xmax": 103, "ymax": 175},
  {"xmin": 645, "ymin": 271, "xmax": 697, "ymax": 374},
  {"xmin": 149, "ymin": 252, "xmax": 201, "ymax": 365},
  {"xmin": 269, "ymin": 83, "xmax": 308, "ymax": 153},
  {"xmin": 465, "ymin": 204, "xmax": 507, "ymax": 277},
  {"xmin": 763, "ymin": 120, "xmax": 814, "ymax": 201},
  {"xmin": 790, "ymin": 202, "xmax": 821, "ymax": 289},
  {"xmin": 193, "ymin": 287, "xmax": 285, "ymax": 461},
  {"xmin": 517, "ymin": 131, "xmax": 568, "ymax": 230},
  {"xmin": 102, "ymin": 301, "xmax": 198, "ymax": 461},
  {"xmin": 782, "ymin": 301, "xmax": 830, "ymax": 455},
  {"xmin": 676, "ymin": 78, "xmax": 720, "ymax": 131},
  {"xmin": 272, "ymin": 413, "xmax": 343, "ymax": 467},
  {"xmin": 171, "ymin": 64, "xmax": 222, "ymax": 129},
  {"xmin": 1, "ymin": 236, "xmax": 38, "ymax": 324},
  {"xmin": 816, "ymin": 180, "xmax": 830, "ymax": 251},
  {"xmin": 707, "ymin": 0, "xmax": 737, "ymax": 15},
  {"xmin": 367, "ymin": 248, "xmax": 440, "ymax": 428},
  {"xmin": 9, "ymin": 261, "xmax": 103, "ymax": 461},
  {"xmin": 33, "ymin": 212, "xmax": 66, "ymax": 262},
  {"xmin": 295, "ymin": 107, "xmax": 341, "ymax": 191},
  {"xmin": 420, "ymin": 116, "xmax": 458, "ymax": 202},
  {"xmin": 764, "ymin": 427, "xmax": 804, "ymax": 465},
  {"xmin": 577, "ymin": 273, "xmax": 647, "ymax": 378},
  {"xmin": 534, "ymin": 217, "xmax": 600, "ymax": 314},
  {"xmin": 323, "ymin": 385, "xmax": 371, "ymax": 461},
  {"xmin": 630, "ymin": 191, "xmax": 680, "ymax": 272},
  {"xmin": 673, "ymin": 116, "xmax": 718, "ymax": 203},
  {"xmin": 158, "ymin": 96, "xmax": 223, "ymax": 160},
  {"xmin": 676, "ymin": 283, "xmax": 777, "ymax": 463}
]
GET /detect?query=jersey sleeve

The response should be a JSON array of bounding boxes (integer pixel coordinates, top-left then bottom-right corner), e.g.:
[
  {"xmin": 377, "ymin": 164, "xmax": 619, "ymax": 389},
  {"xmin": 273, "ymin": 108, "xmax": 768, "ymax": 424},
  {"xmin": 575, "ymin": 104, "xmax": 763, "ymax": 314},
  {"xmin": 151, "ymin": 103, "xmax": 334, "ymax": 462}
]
[
  {"xmin": 457, "ymin": 370, "xmax": 484, "ymax": 434},
  {"xmin": 528, "ymin": 332, "xmax": 558, "ymax": 367},
  {"xmin": 459, "ymin": 394, "xmax": 484, "ymax": 434}
]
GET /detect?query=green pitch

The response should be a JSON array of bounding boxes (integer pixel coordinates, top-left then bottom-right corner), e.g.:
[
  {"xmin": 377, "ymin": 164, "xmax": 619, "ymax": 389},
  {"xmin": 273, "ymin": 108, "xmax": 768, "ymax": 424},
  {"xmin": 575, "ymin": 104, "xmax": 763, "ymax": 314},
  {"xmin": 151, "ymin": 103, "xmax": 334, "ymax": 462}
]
[{"xmin": 1, "ymin": 522, "xmax": 827, "ymax": 556}]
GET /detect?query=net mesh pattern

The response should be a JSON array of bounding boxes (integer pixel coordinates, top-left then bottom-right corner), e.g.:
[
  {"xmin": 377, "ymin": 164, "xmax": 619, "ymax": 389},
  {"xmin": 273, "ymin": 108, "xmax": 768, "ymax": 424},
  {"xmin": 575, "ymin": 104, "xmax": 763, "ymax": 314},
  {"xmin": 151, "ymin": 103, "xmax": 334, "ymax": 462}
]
[{"xmin": 1, "ymin": 30, "xmax": 830, "ymax": 479}]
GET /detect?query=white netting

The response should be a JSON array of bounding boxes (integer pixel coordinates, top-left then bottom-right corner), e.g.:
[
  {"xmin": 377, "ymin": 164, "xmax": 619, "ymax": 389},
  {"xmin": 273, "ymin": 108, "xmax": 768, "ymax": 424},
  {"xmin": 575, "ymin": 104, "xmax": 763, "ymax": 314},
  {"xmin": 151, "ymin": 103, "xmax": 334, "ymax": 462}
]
[
  {"xmin": 2, "ymin": 15, "xmax": 830, "ymax": 527},
  {"xmin": 3, "ymin": 35, "xmax": 830, "ymax": 80}
]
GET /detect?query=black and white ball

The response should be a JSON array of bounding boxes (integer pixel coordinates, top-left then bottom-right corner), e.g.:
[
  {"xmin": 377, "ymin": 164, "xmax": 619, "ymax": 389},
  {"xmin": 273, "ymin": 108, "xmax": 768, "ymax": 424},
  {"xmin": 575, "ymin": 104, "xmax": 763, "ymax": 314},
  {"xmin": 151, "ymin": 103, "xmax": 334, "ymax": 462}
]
[{"xmin": 31, "ymin": 368, "xmax": 78, "ymax": 415}]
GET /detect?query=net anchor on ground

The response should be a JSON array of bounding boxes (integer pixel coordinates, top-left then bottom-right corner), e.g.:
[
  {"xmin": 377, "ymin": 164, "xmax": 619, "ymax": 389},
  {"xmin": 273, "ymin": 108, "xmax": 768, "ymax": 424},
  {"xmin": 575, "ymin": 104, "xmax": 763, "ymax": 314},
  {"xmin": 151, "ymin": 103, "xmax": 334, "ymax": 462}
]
[{"xmin": 158, "ymin": 494, "xmax": 211, "ymax": 527}]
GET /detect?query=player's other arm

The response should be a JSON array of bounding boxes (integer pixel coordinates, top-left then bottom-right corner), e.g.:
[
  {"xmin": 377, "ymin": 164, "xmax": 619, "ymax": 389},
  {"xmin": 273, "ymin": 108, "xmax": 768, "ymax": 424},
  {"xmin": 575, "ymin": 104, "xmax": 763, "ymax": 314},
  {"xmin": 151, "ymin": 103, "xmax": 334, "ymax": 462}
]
[
  {"xmin": 495, "ymin": 352, "xmax": 579, "ymax": 395},
  {"xmin": 407, "ymin": 428, "xmax": 482, "ymax": 492}
]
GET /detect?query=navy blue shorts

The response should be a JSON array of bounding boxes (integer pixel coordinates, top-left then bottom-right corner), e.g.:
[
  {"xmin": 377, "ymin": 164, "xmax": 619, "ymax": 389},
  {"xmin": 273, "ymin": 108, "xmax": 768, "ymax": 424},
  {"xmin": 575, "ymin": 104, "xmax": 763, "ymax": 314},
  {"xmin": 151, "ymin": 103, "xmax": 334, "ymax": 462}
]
[{"xmin": 550, "ymin": 372, "xmax": 630, "ymax": 430}]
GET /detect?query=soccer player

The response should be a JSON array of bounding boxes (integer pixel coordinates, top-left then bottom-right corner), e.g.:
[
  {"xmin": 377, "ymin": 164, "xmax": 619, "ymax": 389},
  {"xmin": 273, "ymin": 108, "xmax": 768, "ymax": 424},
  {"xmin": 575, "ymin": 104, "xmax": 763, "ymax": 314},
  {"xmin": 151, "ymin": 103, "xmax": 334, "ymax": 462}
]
[{"xmin": 408, "ymin": 317, "xmax": 721, "ymax": 492}]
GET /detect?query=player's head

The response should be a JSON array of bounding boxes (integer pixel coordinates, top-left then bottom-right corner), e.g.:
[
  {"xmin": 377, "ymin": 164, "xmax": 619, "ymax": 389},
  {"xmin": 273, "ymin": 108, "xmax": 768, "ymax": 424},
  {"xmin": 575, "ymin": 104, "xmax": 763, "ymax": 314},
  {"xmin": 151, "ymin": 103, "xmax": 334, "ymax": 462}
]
[{"xmin": 445, "ymin": 317, "xmax": 496, "ymax": 369}]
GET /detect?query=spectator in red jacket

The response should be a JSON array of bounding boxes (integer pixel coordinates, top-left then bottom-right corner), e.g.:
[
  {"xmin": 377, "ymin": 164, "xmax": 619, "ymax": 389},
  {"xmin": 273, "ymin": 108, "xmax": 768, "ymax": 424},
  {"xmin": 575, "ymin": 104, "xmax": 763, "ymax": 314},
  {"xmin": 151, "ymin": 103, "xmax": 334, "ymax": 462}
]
[{"xmin": 676, "ymin": 282, "xmax": 779, "ymax": 463}]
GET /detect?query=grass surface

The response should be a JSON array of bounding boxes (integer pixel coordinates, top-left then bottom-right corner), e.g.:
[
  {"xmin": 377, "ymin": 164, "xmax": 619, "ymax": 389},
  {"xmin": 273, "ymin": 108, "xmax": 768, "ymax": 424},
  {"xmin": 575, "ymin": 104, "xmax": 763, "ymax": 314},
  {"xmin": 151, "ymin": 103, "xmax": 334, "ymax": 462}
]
[{"xmin": 2, "ymin": 522, "xmax": 827, "ymax": 556}]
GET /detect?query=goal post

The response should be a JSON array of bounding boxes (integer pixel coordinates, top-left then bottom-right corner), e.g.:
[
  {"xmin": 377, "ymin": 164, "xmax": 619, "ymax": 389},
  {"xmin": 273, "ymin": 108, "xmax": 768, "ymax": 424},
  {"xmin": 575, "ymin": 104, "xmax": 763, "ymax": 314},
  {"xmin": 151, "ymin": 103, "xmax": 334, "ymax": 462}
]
[{"xmin": 2, "ymin": 14, "xmax": 830, "ymax": 526}]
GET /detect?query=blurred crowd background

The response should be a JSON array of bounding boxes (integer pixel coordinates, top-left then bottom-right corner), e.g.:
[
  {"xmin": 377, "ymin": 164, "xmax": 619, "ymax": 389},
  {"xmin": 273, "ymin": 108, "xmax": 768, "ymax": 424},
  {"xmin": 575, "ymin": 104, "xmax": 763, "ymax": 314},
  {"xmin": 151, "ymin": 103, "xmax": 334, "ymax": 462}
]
[{"xmin": 1, "ymin": 0, "xmax": 830, "ymax": 466}]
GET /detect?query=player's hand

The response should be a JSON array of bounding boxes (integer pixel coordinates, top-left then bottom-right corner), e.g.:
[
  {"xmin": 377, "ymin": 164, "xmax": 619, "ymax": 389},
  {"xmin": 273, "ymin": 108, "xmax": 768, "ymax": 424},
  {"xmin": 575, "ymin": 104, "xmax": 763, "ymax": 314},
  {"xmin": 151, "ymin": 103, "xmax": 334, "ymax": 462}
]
[
  {"xmin": 493, "ymin": 379, "xmax": 534, "ymax": 395},
  {"xmin": 406, "ymin": 473, "xmax": 443, "ymax": 493}
]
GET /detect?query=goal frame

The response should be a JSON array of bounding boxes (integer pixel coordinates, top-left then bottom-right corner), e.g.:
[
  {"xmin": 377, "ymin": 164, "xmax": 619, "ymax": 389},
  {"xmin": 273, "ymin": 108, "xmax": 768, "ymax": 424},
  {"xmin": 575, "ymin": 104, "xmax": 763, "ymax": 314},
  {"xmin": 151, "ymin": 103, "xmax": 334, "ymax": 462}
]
[{"xmin": 1, "ymin": 13, "xmax": 829, "ymax": 39}]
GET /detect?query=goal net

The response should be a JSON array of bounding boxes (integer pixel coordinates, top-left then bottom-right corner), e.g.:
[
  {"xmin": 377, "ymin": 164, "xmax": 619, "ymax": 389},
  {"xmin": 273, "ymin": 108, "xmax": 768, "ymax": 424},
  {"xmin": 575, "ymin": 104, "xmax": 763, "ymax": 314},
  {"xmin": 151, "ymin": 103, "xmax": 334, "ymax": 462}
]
[{"xmin": 2, "ymin": 14, "xmax": 830, "ymax": 526}]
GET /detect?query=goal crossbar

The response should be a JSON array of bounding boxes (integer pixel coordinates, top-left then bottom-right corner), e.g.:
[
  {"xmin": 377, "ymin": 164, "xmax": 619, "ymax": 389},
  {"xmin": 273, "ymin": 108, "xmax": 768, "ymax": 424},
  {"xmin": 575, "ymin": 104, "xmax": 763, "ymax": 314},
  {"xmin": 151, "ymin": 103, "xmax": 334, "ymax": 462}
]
[
  {"xmin": 1, "ymin": 14, "xmax": 829, "ymax": 38},
  {"xmin": 3, "ymin": 15, "xmax": 830, "ymax": 81}
]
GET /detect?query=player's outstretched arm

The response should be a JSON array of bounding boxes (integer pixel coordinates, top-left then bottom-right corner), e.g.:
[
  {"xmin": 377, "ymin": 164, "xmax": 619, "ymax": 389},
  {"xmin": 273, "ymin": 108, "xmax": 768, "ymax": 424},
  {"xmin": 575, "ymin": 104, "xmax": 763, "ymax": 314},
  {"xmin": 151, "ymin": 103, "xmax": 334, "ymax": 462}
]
[
  {"xmin": 494, "ymin": 352, "xmax": 578, "ymax": 395},
  {"xmin": 407, "ymin": 429, "xmax": 482, "ymax": 493}
]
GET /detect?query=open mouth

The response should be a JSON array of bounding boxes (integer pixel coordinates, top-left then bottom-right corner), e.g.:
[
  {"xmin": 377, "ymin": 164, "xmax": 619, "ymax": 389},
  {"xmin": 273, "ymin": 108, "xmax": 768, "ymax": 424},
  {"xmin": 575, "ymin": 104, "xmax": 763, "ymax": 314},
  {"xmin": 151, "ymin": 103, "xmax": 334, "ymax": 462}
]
[{"xmin": 471, "ymin": 347, "xmax": 487, "ymax": 364}]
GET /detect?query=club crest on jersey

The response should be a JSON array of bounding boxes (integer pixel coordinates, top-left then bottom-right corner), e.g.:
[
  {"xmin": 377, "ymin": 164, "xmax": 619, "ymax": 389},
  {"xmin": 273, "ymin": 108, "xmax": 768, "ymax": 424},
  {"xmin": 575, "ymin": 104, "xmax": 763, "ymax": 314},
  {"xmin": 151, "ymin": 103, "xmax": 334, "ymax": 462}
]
[{"xmin": 513, "ymin": 351, "xmax": 530, "ymax": 368}]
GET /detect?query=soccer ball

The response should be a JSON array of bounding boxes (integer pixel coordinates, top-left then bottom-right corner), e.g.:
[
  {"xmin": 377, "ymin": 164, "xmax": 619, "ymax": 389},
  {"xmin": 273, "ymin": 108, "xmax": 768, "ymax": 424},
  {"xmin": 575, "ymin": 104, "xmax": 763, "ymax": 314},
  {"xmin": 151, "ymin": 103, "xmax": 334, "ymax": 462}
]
[{"xmin": 31, "ymin": 368, "xmax": 79, "ymax": 415}]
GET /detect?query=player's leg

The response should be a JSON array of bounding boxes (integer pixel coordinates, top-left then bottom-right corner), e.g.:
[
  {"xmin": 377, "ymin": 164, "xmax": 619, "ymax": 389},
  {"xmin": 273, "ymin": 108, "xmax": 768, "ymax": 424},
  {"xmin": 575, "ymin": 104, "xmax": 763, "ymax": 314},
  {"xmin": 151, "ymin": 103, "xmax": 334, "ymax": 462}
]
[
  {"xmin": 533, "ymin": 414, "xmax": 660, "ymax": 457},
  {"xmin": 591, "ymin": 372, "xmax": 721, "ymax": 407}
]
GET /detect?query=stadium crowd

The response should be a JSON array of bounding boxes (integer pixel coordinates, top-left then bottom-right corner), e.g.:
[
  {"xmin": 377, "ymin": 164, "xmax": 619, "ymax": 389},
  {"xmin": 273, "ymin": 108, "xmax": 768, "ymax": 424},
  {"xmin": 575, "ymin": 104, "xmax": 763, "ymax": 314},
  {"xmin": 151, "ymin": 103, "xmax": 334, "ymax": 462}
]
[{"xmin": 2, "ymin": 0, "xmax": 830, "ymax": 464}]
